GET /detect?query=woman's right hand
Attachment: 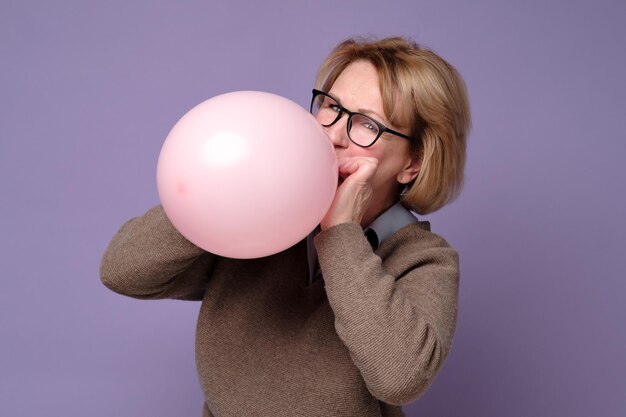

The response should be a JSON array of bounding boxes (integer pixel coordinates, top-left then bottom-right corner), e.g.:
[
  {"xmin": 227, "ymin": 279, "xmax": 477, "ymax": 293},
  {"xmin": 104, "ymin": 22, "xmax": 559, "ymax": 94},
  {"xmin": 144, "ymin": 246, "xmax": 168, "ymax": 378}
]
[{"xmin": 320, "ymin": 156, "xmax": 378, "ymax": 230}]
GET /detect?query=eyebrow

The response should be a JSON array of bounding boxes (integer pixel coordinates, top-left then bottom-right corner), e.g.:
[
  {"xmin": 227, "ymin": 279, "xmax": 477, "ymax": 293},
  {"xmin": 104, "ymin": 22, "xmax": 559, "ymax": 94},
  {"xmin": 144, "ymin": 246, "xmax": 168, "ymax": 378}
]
[
  {"xmin": 357, "ymin": 108, "xmax": 389, "ymax": 125},
  {"xmin": 327, "ymin": 91, "xmax": 391, "ymax": 126}
]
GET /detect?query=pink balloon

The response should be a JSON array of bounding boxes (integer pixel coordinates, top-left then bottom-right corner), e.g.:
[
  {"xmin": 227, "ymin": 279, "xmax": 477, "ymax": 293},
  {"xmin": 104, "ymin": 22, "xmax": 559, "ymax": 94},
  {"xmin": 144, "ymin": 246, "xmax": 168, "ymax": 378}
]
[{"xmin": 156, "ymin": 91, "xmax": 338, "ymax": 259}]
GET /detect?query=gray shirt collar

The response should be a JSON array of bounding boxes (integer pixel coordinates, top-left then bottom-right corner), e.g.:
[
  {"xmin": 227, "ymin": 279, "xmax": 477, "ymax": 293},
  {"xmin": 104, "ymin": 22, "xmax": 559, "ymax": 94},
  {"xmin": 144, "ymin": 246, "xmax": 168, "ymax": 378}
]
[
  {"xmin": 364, "ymin": 202, "xmax": 419, "ymax": 248},
  {"xmin": 307, "ymin": 203, "xmax": 418, "ymax": 284}
]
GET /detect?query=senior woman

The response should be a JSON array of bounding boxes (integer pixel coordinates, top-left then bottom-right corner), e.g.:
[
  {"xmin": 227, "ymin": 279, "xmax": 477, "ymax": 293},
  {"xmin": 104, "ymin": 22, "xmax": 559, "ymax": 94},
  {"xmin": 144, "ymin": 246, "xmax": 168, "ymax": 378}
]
[{"xmin": 100, "ymin": 36, "xmax": 470, "ymax": 417}]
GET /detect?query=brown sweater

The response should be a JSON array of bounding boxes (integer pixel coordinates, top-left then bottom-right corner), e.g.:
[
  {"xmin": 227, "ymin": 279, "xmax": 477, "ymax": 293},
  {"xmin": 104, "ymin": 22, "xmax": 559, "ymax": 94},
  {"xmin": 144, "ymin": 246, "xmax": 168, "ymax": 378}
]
[{"xmin": 100, "ymin": 205, "xmax": 459, "ymax": 417}]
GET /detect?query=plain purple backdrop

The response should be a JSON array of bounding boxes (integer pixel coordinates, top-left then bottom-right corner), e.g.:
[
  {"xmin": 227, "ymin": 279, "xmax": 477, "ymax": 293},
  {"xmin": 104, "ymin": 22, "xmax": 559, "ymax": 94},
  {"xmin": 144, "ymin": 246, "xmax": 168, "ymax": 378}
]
[{"xmin": 1, "ymin": 1, "xmax": 625, "ymax": 416}]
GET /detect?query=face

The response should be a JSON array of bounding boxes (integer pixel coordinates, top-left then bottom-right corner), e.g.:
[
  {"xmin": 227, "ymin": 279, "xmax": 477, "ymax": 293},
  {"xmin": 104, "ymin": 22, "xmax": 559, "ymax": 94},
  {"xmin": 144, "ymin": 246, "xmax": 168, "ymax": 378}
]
[{"xmin": 318, "ymin": 60, "xmax": 420, "ymax": 216}]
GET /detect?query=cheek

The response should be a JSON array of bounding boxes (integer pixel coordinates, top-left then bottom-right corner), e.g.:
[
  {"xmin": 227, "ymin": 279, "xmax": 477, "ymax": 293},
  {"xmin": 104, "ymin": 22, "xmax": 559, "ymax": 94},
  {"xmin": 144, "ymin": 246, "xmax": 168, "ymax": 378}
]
[
  {"xmin": 371, "ymin": 143, "xmax": 412, "ymax": 180},
  {"xmin": 347, "ymin": 144, "xmax": 386, "ymax": 160}
]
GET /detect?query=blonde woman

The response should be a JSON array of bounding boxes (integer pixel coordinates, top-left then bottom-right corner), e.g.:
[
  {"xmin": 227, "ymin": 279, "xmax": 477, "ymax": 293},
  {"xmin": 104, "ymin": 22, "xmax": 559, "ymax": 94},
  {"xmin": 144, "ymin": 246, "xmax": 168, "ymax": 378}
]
[{"xmin": 101, "ymin": 36, "xmax": 470, "ymax": 417}]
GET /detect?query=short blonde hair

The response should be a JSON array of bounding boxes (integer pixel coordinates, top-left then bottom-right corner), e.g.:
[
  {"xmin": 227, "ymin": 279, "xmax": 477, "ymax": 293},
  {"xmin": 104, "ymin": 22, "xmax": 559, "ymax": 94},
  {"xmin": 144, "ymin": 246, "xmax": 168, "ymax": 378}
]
[{"xmin": 316, "ymin": 37, "xmax": 471, "ymax": 214}]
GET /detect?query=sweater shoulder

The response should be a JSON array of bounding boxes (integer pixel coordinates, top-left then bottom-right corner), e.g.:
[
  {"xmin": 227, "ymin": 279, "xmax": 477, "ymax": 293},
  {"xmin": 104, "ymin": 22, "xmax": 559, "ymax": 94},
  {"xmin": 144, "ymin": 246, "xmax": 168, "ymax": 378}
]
[
  {"xmin": 383, "ymin": 221, "xmax": 455, "ymax": 254},
  {"xmin": 377, "ymin": 222, "xmax": 459, "ymax": 281}
]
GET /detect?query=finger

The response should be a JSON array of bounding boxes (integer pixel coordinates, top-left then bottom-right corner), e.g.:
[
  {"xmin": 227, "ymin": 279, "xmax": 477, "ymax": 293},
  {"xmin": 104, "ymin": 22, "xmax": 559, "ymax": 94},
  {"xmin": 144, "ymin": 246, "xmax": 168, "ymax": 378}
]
[{"xmin": 337, "ymin": 157, "xmax": 378, "ymax": 182}]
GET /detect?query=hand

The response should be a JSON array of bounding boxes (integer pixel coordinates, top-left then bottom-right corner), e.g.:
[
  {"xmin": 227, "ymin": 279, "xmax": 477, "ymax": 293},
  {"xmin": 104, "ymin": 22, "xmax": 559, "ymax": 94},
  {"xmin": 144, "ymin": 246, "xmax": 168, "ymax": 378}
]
[{"xmin": 320, "ymin": 156, "xmax": 378, "ymax": 230}]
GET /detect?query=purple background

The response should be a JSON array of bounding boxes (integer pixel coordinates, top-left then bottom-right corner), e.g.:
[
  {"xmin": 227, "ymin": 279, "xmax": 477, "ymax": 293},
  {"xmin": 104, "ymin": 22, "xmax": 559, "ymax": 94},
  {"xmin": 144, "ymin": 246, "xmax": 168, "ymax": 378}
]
[{"xmin": 2, "ymin": 1, "xmax": 625, "ymax": 416}]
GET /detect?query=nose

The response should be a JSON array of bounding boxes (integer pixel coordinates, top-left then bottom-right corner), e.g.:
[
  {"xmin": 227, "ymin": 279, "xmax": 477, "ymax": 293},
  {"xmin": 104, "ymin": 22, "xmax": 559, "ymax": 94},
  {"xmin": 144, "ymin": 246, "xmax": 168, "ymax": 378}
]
[{"xmin": 322, "ymin": 114, "xmax": 350, "ymax": 149}]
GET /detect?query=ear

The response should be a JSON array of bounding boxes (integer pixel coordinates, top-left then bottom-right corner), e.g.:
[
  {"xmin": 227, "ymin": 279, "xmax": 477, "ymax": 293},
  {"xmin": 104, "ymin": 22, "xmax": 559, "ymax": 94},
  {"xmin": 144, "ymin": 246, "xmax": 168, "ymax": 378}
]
[{"xmin": 396, "ymin": 155, "xmax": 422, "ymax": 184}]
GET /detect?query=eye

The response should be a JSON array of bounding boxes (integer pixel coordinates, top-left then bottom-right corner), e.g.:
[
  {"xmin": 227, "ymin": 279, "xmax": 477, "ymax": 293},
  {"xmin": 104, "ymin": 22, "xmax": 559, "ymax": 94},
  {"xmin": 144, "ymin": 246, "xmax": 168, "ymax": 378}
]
[
  {"xmin": 362, "ymin": 121, "xmax": 376, "ymax": 131},
  {"xmin": 356, "ymin": 118, "xmax": 377, "ymax": 131},
  {"xmin": 321, "ymin": 98, "xmax": 341, "ymax": 113},
  {"xmin": 329, "ymin": 104, "xmax": 341, "ymax": 113}
]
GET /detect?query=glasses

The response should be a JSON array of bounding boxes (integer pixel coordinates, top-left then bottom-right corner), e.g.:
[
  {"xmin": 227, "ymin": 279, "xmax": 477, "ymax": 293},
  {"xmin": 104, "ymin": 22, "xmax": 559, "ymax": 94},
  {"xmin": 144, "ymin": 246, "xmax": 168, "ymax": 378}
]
[{"xmin": 310, "ymin": 89, "xmax": 413, "ymax": 148}]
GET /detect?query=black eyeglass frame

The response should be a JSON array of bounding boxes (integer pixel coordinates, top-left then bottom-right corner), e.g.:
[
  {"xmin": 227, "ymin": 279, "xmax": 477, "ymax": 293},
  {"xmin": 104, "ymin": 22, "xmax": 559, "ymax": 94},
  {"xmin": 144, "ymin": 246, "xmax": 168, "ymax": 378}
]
[{"xmin": 310, "ymin": 89, "xmax": 413, "ymax": 148}]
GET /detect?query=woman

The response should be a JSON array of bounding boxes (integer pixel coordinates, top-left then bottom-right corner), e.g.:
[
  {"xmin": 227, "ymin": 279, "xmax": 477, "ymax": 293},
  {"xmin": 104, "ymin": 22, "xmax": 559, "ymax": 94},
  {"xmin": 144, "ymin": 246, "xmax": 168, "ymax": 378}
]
[{"xmin": 101, "ymin": 37, "xmax": 470, "ymax": 417}]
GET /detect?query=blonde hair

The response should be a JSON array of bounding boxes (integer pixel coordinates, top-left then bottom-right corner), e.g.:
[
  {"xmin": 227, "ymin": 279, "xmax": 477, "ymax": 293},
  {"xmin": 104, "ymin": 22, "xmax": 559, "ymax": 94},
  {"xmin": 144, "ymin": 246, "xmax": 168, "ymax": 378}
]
[{"xmin": 316, "ymin": 37, "xmax": 471, "ymax": 214}]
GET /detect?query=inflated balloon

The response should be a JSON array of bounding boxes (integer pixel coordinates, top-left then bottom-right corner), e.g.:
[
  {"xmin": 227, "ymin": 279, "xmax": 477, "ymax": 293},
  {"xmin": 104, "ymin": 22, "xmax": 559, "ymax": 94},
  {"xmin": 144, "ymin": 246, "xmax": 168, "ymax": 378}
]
[{"xmin": 157, "ymin": 91, "xmax": 338, "ymax": 259}]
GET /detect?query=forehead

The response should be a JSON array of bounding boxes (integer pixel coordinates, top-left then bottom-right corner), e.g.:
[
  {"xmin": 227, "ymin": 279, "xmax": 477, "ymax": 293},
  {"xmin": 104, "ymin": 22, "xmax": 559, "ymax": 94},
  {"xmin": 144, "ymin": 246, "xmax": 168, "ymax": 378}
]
[{"xmin": 328, "ymin": 61, "xmax": 384, "ymax": 114}]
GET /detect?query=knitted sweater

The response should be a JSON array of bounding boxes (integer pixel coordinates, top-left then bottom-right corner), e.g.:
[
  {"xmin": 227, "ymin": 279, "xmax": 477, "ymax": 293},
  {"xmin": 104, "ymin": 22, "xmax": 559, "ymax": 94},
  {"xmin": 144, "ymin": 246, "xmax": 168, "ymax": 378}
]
[{"xmin": 100, "ymin": 205, "xmax": 459, "ymax": 417}]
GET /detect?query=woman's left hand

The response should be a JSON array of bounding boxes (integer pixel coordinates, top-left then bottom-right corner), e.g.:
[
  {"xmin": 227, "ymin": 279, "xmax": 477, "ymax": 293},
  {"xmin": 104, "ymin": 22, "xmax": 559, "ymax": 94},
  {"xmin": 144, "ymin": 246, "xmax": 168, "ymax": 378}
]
[{"xmin": 320, "ymin": 156, "xmax": 378, "ymax": 230}]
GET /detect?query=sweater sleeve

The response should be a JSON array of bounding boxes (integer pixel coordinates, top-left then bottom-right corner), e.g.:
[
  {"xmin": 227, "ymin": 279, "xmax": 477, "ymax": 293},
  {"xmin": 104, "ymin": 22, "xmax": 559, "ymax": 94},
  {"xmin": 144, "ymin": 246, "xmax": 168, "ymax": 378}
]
[
  {"xmin": 314, "ymin": 222, "xmax": 459, "ymax": 405},
  {"xmin": 100, "ymin": 205, "xmax": 215, "ymax": 301}
]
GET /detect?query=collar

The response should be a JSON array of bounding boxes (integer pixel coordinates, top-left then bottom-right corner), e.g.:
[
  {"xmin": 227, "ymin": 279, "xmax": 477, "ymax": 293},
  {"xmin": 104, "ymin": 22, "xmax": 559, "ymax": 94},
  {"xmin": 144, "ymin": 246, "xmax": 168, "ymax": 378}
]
[
  {"xmin": 364, "ymin": 202, "xmax": 419, "ymax": 249},
  {"xmin": 306, "ymin": 203, "xmax": 419, "ymax": 284}
]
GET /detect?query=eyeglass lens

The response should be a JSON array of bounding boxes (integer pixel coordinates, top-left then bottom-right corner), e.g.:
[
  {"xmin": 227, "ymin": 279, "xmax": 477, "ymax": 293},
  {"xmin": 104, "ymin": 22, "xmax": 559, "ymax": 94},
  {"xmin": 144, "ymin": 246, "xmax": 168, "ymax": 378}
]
[{"xmin": 311, "ymin": 93, "xmax": 380, "ymax": 147}]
